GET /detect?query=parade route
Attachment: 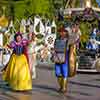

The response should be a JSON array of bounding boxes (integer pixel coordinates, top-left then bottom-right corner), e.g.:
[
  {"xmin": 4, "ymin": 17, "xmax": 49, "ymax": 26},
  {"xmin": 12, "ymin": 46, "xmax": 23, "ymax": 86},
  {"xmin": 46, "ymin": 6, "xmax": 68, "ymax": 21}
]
[
  {"xmin": 0, "ymin": 0, "xmax": 100, "ymax": 100},
  {"xmin": 0, "ymin": 64, "xmax": 100, "ymax": 100}
]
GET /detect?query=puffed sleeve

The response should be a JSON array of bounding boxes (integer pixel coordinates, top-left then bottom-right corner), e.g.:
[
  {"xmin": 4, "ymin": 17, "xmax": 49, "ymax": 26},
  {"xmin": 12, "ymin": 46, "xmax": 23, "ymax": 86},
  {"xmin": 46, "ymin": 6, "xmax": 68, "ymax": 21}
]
[
  {"xmin": 22, "ymin": 39, "xmax": 29, "ymax": 46},
  {"xmin": 8, "ymin": 41, "xmax": 15, "ymax": 48}
]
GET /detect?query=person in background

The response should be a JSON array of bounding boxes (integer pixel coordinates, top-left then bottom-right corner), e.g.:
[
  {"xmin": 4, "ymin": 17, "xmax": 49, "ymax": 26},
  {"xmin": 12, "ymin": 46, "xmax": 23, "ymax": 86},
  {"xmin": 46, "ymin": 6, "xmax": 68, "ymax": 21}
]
[
  {"xmin": 27, "ymin": 33, "xmax": 37, "ymax": 79},
  {"xmin": 40, "ymin": 43, "xmax": 50, "ymax": 62},
  {"xmin": 68, "ymin": 23, "xmax": 80, "ymax": 77},
  {"xmin": 86, "ymin": 27, "xmax": 99, "ymax": 58}
]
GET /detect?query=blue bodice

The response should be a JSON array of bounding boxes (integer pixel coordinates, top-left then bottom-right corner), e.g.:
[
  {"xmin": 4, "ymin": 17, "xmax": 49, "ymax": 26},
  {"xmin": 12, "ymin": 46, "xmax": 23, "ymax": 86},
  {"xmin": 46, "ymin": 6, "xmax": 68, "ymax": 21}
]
[{"xmin": 13, "ymin": 45, "xmax": 24, "ymax": 55}]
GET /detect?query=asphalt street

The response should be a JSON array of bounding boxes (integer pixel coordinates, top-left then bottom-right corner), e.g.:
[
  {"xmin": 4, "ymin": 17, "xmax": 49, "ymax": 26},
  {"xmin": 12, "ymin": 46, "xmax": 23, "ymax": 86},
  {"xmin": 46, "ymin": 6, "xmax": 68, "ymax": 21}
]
[{"xmin": 0, "ymin": 64, "xmax": 100, "ymax": 100}]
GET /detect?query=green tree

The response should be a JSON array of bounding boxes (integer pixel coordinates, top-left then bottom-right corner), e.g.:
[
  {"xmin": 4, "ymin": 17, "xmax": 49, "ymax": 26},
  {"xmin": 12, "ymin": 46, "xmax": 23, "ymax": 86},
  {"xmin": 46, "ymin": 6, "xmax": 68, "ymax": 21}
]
[{"xmin": 13, "ymin": 0, "xmax": 54, "ymax": 20}]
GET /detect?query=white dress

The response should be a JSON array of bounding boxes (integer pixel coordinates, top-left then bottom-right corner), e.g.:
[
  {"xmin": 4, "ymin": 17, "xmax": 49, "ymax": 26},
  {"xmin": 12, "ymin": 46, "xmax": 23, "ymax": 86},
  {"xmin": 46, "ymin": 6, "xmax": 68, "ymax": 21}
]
[{"xmin": 28, "ymin": 41, "xmax": 37, "ymax": 79}]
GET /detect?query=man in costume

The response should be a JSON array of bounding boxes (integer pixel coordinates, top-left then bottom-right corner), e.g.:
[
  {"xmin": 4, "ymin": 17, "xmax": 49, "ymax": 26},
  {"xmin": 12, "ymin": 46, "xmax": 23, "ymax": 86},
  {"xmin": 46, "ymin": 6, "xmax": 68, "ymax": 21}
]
[
  {"xmin": 53, "ymin": 29, "xmax": 69, "ymax": 93},
  {"xmin": 53, "ymin": 23, "xmax": 80, "ymax": 93}
]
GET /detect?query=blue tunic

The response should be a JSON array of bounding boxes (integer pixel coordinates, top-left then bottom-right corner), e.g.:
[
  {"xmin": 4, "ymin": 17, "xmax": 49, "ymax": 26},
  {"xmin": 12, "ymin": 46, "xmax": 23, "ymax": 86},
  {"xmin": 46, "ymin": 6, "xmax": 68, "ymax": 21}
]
[{"xmin": 55, "ymin": 49, "xmax": 69, "ymax": 78}]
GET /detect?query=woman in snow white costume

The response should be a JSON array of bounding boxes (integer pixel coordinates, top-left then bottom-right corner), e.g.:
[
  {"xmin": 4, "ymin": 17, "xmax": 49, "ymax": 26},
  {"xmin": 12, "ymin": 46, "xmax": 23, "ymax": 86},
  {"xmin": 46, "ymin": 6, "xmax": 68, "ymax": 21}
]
[{"xmin": 2, "ymin": 33, "xmax": 32, "ymax": 91}]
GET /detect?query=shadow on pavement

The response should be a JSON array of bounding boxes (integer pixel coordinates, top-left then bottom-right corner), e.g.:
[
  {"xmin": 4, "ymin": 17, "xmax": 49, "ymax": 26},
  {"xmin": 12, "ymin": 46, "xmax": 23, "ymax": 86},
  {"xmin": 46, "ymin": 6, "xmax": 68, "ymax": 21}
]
[
  {"xmin": 37, "ymin": 64, "xmax": 54, "ymax": 71},
  {"xmin": 0, "ymin": 80, "xmax": 33, "ymax": 100},
  {"xmin": 68, "ymin": 90, "xmax": 92, "ymax": 96},
  {"xmin": 32, "ymin": 84, "xmax": 58, "ymax": 93},
  {"xmin": 69, "ymin": 81, "xmax": 100, "ymax": 88}
]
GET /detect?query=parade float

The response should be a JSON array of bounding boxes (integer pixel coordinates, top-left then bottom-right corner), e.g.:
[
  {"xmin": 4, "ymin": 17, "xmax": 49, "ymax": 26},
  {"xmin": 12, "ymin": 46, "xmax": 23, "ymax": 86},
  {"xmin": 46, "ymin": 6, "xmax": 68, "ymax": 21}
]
[{"xmin": 64, "ymin": 0, "xmax": 100, "ymax": 72}]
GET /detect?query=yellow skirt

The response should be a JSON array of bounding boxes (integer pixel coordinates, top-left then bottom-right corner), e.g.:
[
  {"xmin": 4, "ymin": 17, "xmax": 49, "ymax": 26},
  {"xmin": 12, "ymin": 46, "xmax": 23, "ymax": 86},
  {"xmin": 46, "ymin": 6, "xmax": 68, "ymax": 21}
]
[{"xmin": 3, "ymin": 54, "xmax": 32, "ymax": 91}]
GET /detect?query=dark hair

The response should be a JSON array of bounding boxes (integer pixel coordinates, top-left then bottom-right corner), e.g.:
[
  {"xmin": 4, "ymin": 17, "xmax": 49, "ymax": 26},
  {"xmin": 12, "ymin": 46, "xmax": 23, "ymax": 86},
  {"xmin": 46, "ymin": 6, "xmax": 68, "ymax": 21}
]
[{"xmin": 14, "ymin": 34, "xmax": 23, "ymax": 41}]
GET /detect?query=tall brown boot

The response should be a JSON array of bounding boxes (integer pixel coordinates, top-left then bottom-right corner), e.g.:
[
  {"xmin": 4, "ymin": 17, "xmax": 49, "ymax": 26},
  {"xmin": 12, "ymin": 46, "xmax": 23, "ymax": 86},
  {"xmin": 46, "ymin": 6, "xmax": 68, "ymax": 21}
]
[
  {"xmin": 61, "ymin": 78, "xmax": 68, "ymax": 93},
  {"xmin": 57, "ymin": 76, "xmax": 63, "ymax": 92}
]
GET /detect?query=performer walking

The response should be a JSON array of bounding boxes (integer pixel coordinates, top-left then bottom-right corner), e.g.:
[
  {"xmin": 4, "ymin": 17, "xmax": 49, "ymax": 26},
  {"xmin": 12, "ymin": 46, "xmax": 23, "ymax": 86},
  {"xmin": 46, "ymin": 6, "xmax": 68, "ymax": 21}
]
[
  {"xmin": 27, "ymin": 33, "xmax": 37, "ymax": 79},
  {"xmin": 68, "ymin": 23, "xmax": 81, "ymax": 77},
  {"xmin": 52, "ymin": 29, "xmax": 69, "ymax": 93},
  {"xmin": 2, "ymin": 33, "xmax": 32, "ymax": 91},
  {"xmin": 52, "ymin": 23, "xmax": 78, "ymax": 93}
]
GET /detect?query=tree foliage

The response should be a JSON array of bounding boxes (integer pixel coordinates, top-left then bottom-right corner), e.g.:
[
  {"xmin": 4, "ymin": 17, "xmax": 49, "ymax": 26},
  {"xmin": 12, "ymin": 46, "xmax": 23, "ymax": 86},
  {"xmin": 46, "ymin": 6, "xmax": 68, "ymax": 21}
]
[{"xmin": 0, "ymin": 0, "xmax": 55, "ymax": 20}]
